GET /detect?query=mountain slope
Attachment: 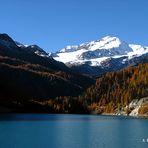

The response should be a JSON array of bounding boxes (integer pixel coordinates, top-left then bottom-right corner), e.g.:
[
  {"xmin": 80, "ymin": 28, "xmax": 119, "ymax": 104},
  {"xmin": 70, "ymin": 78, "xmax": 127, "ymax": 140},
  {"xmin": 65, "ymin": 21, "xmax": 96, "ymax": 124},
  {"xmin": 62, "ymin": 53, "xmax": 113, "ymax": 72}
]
[
  {"xmin": 0, "ymin": 34, "xmax": 70, "ymax": 72},
  {"xmin": 27, "ymin": 63, "xmax": 148, "ymax": 114},
  {"xmin": 0, "ymin": 33, "xmax": 94, "ymax": 112}
]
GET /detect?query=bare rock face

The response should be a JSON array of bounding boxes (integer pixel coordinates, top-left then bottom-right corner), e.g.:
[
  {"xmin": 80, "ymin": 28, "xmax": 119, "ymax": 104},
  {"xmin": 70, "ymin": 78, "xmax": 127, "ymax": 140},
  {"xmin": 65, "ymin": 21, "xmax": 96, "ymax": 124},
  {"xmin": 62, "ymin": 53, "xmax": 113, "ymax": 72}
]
[{"xmin": 129, "ymin": 97, "xmax": 148, "ymax": 116}]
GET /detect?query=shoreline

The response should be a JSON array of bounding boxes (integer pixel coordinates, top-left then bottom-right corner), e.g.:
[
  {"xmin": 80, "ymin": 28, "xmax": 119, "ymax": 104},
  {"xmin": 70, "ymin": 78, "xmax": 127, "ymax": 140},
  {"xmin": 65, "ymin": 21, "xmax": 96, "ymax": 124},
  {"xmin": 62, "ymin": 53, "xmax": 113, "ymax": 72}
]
[
  {"xmin": 102, "ymin": 113, "xmax": 148, "ymax": 118},
  {"xmin": 0, "ymin": 111, "xmax": 148, "ymax": 119}
]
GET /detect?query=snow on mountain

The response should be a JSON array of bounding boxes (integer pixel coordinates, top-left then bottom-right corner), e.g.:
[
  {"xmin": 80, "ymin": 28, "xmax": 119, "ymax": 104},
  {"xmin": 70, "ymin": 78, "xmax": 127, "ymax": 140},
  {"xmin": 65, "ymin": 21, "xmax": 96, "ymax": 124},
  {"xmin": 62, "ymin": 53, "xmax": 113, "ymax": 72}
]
[
  {"xmin": 26, "ymin": 45, "xmax": 50, "ymax": 57},
  {"xmin": 129, "ymin": 44, "xmax": 148, "ymax": 55},
  {"xmin": 0, "ymin": 34, "xmax": 49, "ymax": 58},
  {"xmin": 59, "ymin": 45, "xmax": 79, "ymax": 53},
  {"xmin": 15, "ymin": 41, "xmax": 50, "ymax": 58},
  {"xmin": 15, "ymin": 41, "xmax": 29, "ymax": 48},
  {"xmin": 53, "ymin": 36, "xmax": 148, "ymax": 67},
  {"xmin": 81, "ymin": 36, "xmax": 129, "ymax": 52}
]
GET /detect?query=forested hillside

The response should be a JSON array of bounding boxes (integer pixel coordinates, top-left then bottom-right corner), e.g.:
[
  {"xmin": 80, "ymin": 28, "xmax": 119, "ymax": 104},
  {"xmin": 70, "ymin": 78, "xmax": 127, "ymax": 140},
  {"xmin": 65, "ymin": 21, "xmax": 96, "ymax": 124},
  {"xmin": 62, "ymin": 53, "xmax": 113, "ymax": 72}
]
[
  {"xmin": 79, "ymin": 63, "xmax": 148, "ymax": 113},
  {"xmin": 33, "ymin": 63, "xmax": 148, "ymax": 114}
]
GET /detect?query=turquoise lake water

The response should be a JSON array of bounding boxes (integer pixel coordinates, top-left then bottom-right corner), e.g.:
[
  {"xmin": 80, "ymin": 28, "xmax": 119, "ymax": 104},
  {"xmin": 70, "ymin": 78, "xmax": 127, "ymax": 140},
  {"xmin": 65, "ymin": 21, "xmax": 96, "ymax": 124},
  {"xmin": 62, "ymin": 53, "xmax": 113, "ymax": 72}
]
[{"xmin": 0, "ymin": 114, "xmax": 148, "ymax": 148}]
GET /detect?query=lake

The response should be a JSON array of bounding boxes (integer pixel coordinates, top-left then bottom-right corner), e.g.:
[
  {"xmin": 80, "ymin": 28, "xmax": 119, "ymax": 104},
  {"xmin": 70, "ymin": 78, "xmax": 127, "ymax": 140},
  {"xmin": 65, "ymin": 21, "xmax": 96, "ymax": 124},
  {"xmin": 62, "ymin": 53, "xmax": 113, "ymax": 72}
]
[{"xmin": 0, "ymin": 114, "xmax": 148, "ymax": 148}]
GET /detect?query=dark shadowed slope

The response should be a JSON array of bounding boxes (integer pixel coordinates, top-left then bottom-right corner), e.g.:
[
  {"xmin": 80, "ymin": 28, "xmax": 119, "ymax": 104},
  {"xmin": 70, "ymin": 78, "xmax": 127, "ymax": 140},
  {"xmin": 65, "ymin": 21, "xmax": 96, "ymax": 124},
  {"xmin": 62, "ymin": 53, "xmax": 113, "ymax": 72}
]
[{"xmin": 0, "ymin": 34, "xmax": 94, "ymax": 112}]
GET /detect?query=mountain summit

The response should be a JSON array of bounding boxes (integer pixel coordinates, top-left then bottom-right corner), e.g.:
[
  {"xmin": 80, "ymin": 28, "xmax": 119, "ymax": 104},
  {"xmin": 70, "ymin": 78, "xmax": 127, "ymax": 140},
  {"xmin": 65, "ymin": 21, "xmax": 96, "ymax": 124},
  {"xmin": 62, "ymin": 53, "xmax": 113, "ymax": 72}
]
[
  {"xmin": 52, "ymin": 36, "xmax": 148, "ymax": 66},
  {"xmin": 0, "ymin": 33, "xmax": 18, "ymax": 48},
  {"xmin": 51, "ymin": 36, "xmax": 148, "ymax": 75}
]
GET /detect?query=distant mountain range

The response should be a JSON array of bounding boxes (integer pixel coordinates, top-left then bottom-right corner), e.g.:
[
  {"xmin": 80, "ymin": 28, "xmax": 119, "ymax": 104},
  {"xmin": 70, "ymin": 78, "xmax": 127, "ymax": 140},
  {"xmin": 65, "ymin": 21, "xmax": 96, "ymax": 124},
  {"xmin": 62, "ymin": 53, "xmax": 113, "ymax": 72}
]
[
  {"xmin": 52, "ymin": 36, "xmax": 148, "ymax": 75},
  {"xmin": 0, "ymin": 33, "xmax": 148, "ymax": 115},
  {"xmin": 5, "ymin": 33, "xmax": 148, "ymax": 76}
]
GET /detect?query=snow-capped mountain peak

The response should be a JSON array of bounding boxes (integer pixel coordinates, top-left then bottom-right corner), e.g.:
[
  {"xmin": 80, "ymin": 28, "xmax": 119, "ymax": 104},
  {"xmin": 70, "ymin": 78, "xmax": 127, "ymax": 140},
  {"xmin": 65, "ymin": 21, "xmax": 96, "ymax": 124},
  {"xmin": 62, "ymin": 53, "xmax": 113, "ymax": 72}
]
[
  {"xmin": 85, "ymin": 36, "xmax": 131, "ymax": 53},
  {"xmin": 58, "ymin": 36, "xmax": 132, "ymax": 53},
  {"xmin": 52, "ymin": 36, "xmax": 136, "ymax": 65},
  {"xmin": 58, "ymin": 36, "xmax": 124, "ymax": 54},
  {"xmin": 95, "ymin": 36, "xmax": 121, "ymax": 49},
  {"xmin": 51, "ymin": 36, "xmax": 148, "ymax": 69}
]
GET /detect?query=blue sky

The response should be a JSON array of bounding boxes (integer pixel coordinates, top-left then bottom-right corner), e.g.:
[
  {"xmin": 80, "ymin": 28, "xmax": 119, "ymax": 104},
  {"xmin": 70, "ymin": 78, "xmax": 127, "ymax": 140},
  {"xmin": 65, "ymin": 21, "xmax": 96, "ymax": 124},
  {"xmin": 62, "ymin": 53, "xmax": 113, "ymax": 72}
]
[{"xmin": 0, "ymin": 0, "xmax": 148, "ymax": 52}]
